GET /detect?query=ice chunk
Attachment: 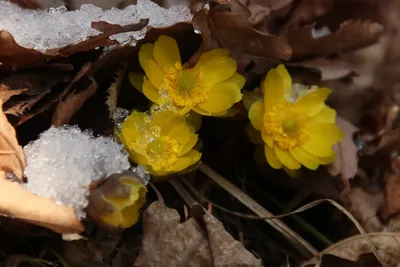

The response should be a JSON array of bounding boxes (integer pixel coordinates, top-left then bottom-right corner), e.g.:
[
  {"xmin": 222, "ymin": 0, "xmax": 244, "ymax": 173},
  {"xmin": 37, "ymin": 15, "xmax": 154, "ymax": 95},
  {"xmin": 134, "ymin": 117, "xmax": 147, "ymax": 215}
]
[
  {"xmin": 0, "ymin": 0, "xmax": 192, "ymax": 51},
  {"xmin": 23, "ymin": 125, "xmax": 131, "ymax": 218}
]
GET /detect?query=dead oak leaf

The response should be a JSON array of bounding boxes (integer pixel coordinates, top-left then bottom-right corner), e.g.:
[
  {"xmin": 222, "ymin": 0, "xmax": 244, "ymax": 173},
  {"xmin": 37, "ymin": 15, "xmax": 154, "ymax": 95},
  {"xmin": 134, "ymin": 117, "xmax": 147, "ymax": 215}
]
[
  {"xmin": 328, "ymin": 116, "xmax": 359, "ymax": 194},
  {"xmin": 286, "ymin": 20, "xmax": 383, "ymax": 60},
  {"xmin": 0, "ymin": 85, "xmax": 28, "ymax": 103},
  {"xmin": 0, "ymin": 100, "xmax": 26, "ymax": 179},
  {"xmin": 302, "ymin": 233, "xmax": 400, "ymax": 267},
  {"xmin": 4, "ymin": 88, "xmax": 50, "ymax": 117},
  {"xmin": 135, "ymin": 201, "xmax": 262, "ymax": 267},
  {"xmin": 52, "ymin": 77, "xmax": 98, "ymax": 127}
]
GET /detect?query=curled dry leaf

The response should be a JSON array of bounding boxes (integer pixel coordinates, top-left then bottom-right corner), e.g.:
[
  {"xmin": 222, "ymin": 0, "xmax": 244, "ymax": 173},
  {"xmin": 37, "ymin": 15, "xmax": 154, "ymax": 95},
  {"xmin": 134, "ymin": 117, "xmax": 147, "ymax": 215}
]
[
  {"xmin": 345, "ymin": 187, "xmax": 384, "ymax": 232},
  {"xmin": 380, "ymin": 174, "xmax": 400, "ymax": 222},
  {"xmin": 135, "ymin": 201, "xmax": 262, "ymax": 267},
  {"xmin": 328, "ymin": 116, "xmax": 359, "ymax": 193},
  {"xmin": 0, "ymin": 85, "xmax": 28, "ymax": 103},
  {"xmin": 0, "ymin": 100, "xmax": 26, "ymax": 179},
  {"xmin": 52, "ymin": 77, "xmax": 98, "ymax": 127},
  {"xmin": 105, "ymin": 64, "xmax": 127, "ymax": 119},
  {"xmin": 191, "ymin": 0, "xmax": 291, "ymax": 70},
  {"xmin": 4, "ymin": 88, "xmax": 50, "ymax": 117},
  {"xmin": 286, "ymin": 20, "xmax": 383, "ymax": 60},
  {"xmin": 303, "ymin": 233, "xmax": 400, "ymax": 267}
]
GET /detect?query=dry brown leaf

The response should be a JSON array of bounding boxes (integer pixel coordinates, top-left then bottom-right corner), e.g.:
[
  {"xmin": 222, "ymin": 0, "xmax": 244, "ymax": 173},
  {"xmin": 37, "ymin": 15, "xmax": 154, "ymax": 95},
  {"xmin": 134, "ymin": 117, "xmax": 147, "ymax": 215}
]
[
  {"xmin": 345, "ymin": 187, "xmax": 384, "ymax": 232},
  {"xmin": 303, "ymin": 233, "xmax": 400, "ymax": 267},
  {"xmin": 105, "ymin": 64, "xmax": 127, "ymax": 118},
  {"xmin": 191, "ymin": 0, "xmax": 291, "ymax": 70},
  {"xmin": 9, "ymin": 0, "xmax": 43, "ymax": 9},
  {"xmin": 52, "ymin": 77, "xmax": 98, "ymax": 127},
  {"xmin": 135, "ymin": 201, "xmax": 262, "ymax": 267},
  {"xmin": 286, "ymin": 20, "xmax": 383, "ymax": 60},
  {"xmin": 0, "ymin": 171, "xmax": 84, "ymax": 234},
  {"xmin": 0, "ymin": 85, "xmax": 28, "ymax": 103},
  {"xmin": 0, "ymin": 100, "xmax": 26, "ymax": 179},
  {"xmin": 380, "ymin": 174, "xmax": 400, "ymax": 221},
  {"xmin": 328, "ymin": 116, "xmax": 359, "ymax": 193},
  {"xmin": 4, "ymin": 88, "xmax": 50, "ymax": 116},
  {"xmin": 288, "ymin": 58, "xmax": 357, "ymax": 81}
]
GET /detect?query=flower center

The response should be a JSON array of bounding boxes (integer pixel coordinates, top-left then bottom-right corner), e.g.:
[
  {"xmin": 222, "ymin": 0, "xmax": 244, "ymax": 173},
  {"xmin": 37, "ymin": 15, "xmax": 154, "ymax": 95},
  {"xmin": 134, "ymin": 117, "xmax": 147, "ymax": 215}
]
[
  {"xmin": 264, "ymin": 103, "xmax": 308, "ymax": 150},
  {"xmin": 145, "ymin": 136, "xmax": 181, "ymax": 170},
  {"xmin": 162, "ymin": 63, "xmax": 210, "ymax": 107}
]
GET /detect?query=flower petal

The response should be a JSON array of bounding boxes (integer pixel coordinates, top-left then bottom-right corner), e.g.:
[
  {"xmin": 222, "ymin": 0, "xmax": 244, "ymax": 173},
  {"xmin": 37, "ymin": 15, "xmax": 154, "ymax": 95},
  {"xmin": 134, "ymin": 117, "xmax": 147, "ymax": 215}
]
[
  {"xmin": 243, "ymin": 90, "xmax": 263, "ymax": 111},
  {"xmin": 192, "ymin": 106, "xmax": 227, "ymax": 117},
  {"xmin": 264, "ymin": 145, "xmax": 282, "ymax": 169},
  {"xmin": 179, "ymin": 134, "xmax": 198, "ymax": 156},
  {"xmin": 301, "ymin": 138, "xmax": 335, "ymax": 157},
  {"xmin": 151, "ymin": 110, "xmax": 187, "ymax": 135},
  {"xmin": 166, "ymin": 149, "xmax": 202, "ymax": 173},
  {"xmin": 195, "ymin": 49, "xmax": 237, "ymax": 85},
  {"xmin": 224, "ymin": 72, "xmax": 246, "ymax": 89},
  {"xmin": 305, "ymin": 123, "xmax": 344, "ymax": 145},
  {"xmin": 138, "ymin": 43, "xmax": 154, "ymax": 68},
  {"xmin": 185, "ymin": 111, "xmax": 202, "ymax": 132},
  {"xmin": 167, "ymin": 123, "xmax": 192, "ymax": 146},
  {"xmin": 310, "ymin": 106, "xmax": 336, "ymax": 124},
  {"xmin": 274, "ymin": 145, "xmax": 301, "ymax": 170},
  {"xmin": 262, "ymin": 130, "xmax": 274, "ymax": 147},
  {"xmin": 276, "ymin": 64, "xmax": 292, "ymax": 96},
  {"xmin": 143, "ymin": 79, "xmax": 162, "ymax": 104},
  {"xmin": 249, "ymin": 101, "xmax": 264, "ymax": 131},
  {"xmin": 290, "ymin": 147, "xmax": 320, "ymax": 170},
  {"xmin": 153, "ymin": 35, "xmax": 181, "ymax": 73},
  {"xmin": 129, "ymin": 72, "xmax": 144, "ymax": 92},
  {"xmin": 263, "ymin": 69, "xmax": 285, "ymax": 110},
  {"xmin": 120, "ymin": 110, "xmax": 144, "ymax": 144},
  {"xmin": 196, "ymin": 82, "xmax": 242, "ymax": 114},
  {"xmin": 294, "ymin": 87, "xmax": 331, "ymax": 117},
  {"xmin": 142, "ymin": 60, "xmax": 164, "ymax": 88}
]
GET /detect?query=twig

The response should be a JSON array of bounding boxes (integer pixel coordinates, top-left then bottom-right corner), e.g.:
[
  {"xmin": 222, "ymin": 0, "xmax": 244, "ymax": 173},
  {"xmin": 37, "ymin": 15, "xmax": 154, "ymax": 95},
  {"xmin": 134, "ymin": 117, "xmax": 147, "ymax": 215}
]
[
  {"xmin": 169, "ymin": 178, "xmax": 197, "ymax": 206},
  {"xmin": 199, "ymin": 163, "xmax": 318, "ymax": 258}
]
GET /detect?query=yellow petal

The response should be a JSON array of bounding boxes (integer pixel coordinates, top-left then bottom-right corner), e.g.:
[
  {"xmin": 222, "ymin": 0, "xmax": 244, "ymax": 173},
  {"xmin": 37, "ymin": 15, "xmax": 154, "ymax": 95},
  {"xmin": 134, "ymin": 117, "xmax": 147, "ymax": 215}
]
[
  {"xmin": 276, "ymin": 64, "xmax": 292, "ymax": 96},
  {"xmin": 179, "ymin": 133, "xmax": 198, "ymax": 156},
  {"xmin": 185, "ymin": 111, "xmax": 202, "ymax": 132},
  {"xmin": 243, "ymin": 90, "xmax": 263, "ymax": 111},
  {"xmin": 138, "ymin": 43, "xmax": 154, "ymax": 69},
  {"xmin": 301, "ymin": 138, "xmax": 335, "ymax": 157},
  {"xmin": 153, "ymin": 35, "xmax": 181, "ymax": 73},
  {"xmin": 290, "ymin": 147, "xmax": 320, "ymax": 170},
  {"xmin": 129, "ymin": 150, "xmax": 149, "ymax": 165},
  {"xmin": 262, "ymin": 130, "xmax": 274, "ymax": 147},
  {"xmin": 196, "ymin": 82, "xmax": 242, "ymax": 114},
  {"xmin": 151, "ymin": 110, "xmax": 186, "ymax": 135},
  {"xmin": 305, "ymin": 123, "xmax": 344, "ymax": 145},
  {"xmin": 167, "ymin": 123, "xmax": 192, "ymax": 146},
  {"xmin": 143, "ymin": 79, "xmax": 162, "ymax": 104},
  {"xmin": 223, "ymin": 72, "xmax": 246, "ymax": 89},
  {"xmin": 129, "ymin": 72, "xmax": 144, "ymax": 92},
  {"xmin": 310, "ymin": 106, "xmax": 336, "ymax": 124},
  {"xmin": 294, "ymin": 87, "xmax": 331, "ymax": 117},
  {"xmin": 120, "ymin": 110, "xmax": 144, "ymax": 145},
  {"xmin": 192, "ymin": 106, "xmax": 227, "ymax": 117},
  {"xmin": 246, "ymin": 123, "xmax": 263, "ymax": 145},
  {"xmin": 283, "ymin": 167, "xmax": 301, "ymax": 178},
  {"xmin": 263, "ymin": 69, "xmax": 285, "ymax": 110},
  {"xmin": 274, "ymin": 145, "xmax": 301, "ymax": 170},
  {"xmin": 264, "ymin": 145, "xmax": 282, "ymax": 169},
  {"xmin": 195, "ymin": 49, "xmax": 237, "ymax": 85},
  {"xmin": 166, "ymin": 149, "xmax": 202, "ymax": 173},
  {"xmin": 142, "ymin": 60, "xmax": 164, "ymax": 89},
  {"xmin": 248, "ymin": 101, "xmax": 264, "ymax": 131}
]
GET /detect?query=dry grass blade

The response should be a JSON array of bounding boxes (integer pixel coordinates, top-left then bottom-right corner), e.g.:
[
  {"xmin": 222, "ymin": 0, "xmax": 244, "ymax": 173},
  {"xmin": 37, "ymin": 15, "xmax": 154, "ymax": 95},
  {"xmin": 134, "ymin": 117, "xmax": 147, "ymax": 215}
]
[
  {"xmin": 199, "ymin": 163, "xmax": 389, "ymax": 267},
  {"xmin": 169, "ymin": 178, "xmax": 197, "ymax": 206},
  {"xmin": 199, "ymin": 163, "xmax": 318, "ymax": 258}
]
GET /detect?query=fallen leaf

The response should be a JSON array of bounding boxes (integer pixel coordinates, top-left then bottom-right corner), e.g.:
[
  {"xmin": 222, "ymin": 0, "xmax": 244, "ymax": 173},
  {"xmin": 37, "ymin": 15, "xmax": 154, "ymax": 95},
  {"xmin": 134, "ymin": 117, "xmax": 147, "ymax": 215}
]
[
  {"xmin": 0, "ymin": 85, "xmax": 28, "ymax": 103},
  {"xmin": 191, "ymin": 0, "xmax": 292, "ymax": 70},
  {"xmin": 4, "ymin": 88, "xmax": 50, "ymax": 116},
  {"xmin": 9, "ymin": 0, "xmax": 43, "ymax": 9},
  {"xmin": 286, "ymin": 20, "xmax": 383, "ymax": 60},
  {"xmin": 0, "ymin": 171, "xmax": 84, "ymax": 234},
  {"xmin": 0, "ymin": 100, "xmax": 26, "ymax": 179},
  {"xmin": 52, "ymin": 77, "xmax": 98, "ymax": 127},
  {"xmin": 303, "ymin": 233, "xmax": 400, "ymax": 267},
  {"xmin": 105, "ymin": 64, "xmax": 127, "ymax": 118},
  {"xmin": 380, "ymin": 174, "xmax": 400, "ymax": 222},
  {"xmin": 328, "ymin": 116, "xmax": 359, "ymax": 193},
  {"xmin": 345, "ymin": 187, "xmax": 384, "ymax": 232},
  {"xmin": 135, "ymin": 201, "xmax": 262, "ymax": 267},
  {"xmin": 288, "ymin": 58, "xmax": 357, "ymax": 81}
]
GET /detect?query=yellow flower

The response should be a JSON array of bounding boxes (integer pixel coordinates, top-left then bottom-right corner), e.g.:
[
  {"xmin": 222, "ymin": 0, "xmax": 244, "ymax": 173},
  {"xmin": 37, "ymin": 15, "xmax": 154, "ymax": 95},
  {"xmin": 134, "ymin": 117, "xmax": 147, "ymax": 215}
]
[
  {"xmin": 87, "ymin": 172, "xmax": 147, "ymax": 229},
  {"xmin": 120, "ymin": 109, "xmax": 202, "ymax": 177},
  {"xmin": 137, "ymin": 35, "xmax": 245, "ymax": 116},
  {"xmin": 248, "ymin": 64, "xmax": 344, "ymax": 170}
]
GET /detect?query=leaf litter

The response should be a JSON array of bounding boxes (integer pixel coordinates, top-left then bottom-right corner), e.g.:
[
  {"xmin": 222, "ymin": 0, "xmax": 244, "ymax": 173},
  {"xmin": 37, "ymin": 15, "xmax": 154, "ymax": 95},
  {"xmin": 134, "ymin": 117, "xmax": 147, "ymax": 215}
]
[{"xmin": 1, "ymin": 0, "xmax": 400, "ymax": 266}]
